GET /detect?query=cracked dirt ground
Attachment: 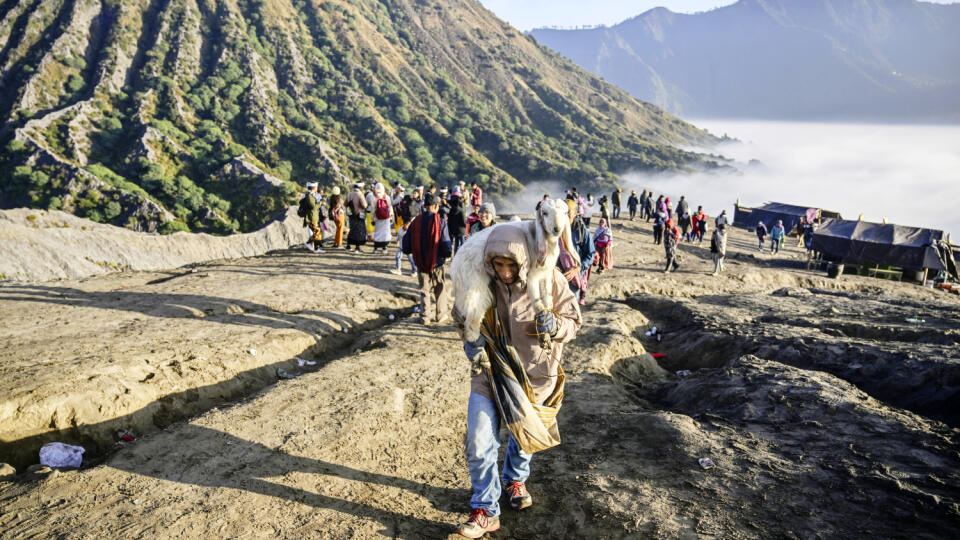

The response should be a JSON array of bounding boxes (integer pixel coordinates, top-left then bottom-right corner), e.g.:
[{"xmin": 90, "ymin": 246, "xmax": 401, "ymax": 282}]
[{"xmin": 1, "ymin": 220, "xmax": 958, "ymax": 538}]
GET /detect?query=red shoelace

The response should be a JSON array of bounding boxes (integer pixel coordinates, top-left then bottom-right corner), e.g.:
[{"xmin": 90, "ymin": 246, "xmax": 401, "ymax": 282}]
[
  {"xmin": 506, "ymin": 482, "xmax": 526, "ymax": 499},
  {"xmin": 468, "ymin": 508, "xmax": 489, "ymax": 528}
]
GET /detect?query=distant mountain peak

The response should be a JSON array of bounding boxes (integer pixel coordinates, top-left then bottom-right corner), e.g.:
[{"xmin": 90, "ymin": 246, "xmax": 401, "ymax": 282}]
[{"xmin": 532, "ymin": 0, "xmax": 960, "ymax": 121}]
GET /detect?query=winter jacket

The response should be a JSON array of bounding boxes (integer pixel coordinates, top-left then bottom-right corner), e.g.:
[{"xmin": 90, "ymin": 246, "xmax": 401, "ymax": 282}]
[
  {"xmin": 757, "ymin": 223, "xmax": 768, "ymax": 238},
  {"xmin": 771, "ymin": 225, "xmax": 786, "ymax": 241},
  {"xmin": 458, "ymin": 225, "xmax": 581, "ymax": 403},
  {"xmin": 612, "ymin": 190, "xmax": 621, "ymax": 206},
  {"xmin": 627, "ymin": 194, "xmax": 639, "ymax": 209},
  {"xmin": 448, "ymin": 195, "xmax": 467, "ymax": 237},
  {"xmin": 401, "ymin": 211, "xmax": 452, "ymax": 271},
  {"xmin": 301, "ymin": 192, "xmax": 320, "ymax": 226}
]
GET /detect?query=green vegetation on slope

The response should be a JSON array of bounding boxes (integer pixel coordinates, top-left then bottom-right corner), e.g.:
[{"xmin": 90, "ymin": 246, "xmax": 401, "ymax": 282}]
[{"xmin": 0, "ymin": 0, "xmax": 718, "ymax": 233}]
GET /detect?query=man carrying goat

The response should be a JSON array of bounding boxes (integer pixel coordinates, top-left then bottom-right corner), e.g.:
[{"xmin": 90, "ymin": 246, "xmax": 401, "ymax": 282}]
[{"xmin": 452, "ymin": 224, "xmax": 582, "ymax": 538}]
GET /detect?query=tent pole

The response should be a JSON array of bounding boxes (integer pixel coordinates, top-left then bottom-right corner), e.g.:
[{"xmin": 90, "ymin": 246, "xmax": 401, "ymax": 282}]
[{"xmin": 922, "ymin": 268, "xmax": 928, "ymax": 285}]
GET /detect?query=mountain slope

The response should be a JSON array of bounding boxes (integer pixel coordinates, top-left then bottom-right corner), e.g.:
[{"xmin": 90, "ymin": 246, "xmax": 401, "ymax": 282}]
[
  {"xmin": 531, "ymin": 0, "xmax": 960, "ymax": 121},
  {"xmin": 0, "ymin": 0, "xmax": 718, "ymax": 233}
]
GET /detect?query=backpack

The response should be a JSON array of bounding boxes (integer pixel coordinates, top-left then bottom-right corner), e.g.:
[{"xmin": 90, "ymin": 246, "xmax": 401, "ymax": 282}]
[
  {"xmin": 398, "ymin": 196, "xmax": 413, "ymax": 222},
  {"xmin": 375, "ymin": 196, "xmax": 390, "ymax": 220},
  {"xmin": 297, "ymin": 194, "xmax": 310, "ymax": 218}
]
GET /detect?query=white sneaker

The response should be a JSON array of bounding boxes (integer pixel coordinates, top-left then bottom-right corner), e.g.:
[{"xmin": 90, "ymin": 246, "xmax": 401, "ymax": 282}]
[
  {"xmin": 304, "ymin": 242, "xmax": 313, "ymax": 250},
  {"xmin": 313, "ymin": 248, "xmax": 325, "ymax": 254},
  {"xmin": 389, "ymin": 268, "xmax": 402, "ymax": 275}
]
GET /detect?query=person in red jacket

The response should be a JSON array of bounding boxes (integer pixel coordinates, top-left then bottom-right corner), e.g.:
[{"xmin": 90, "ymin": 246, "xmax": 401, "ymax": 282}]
[
  {"xmin": 691, "ymin": 206, "xmax": 708, "ymax": 245},
  {"xmin": 470, "ymin": 182, "xmax": 483, "ymax": 212}
]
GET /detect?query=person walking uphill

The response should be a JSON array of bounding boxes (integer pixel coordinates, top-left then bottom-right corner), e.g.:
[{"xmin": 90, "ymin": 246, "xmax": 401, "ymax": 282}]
[
  {"xmin": 770, "ymin": 220, "xmax": 786, "ymax": 254},
  {"xmin": 594, "ymin": 218, "xmax": 613, "ymax": 274},
  {"xmin": 402, "ymin": 193, "xmax": 452, "ymax": 325},
  {"xmin": 453, "ymin": 225, "xmax": 582, "ymax": 538},
  {"xmin": 560, "ymin": 199, "xmax": 595, "ymax": 306},
  {"xmin": 663, "ymin": 218, "xmax": 681, "ymax": 273},
  {"xmin": 756, "ymin": 221, "xmax": 768, "ymax": 251},
  {"xmin": 710, "ymin": 223, "xmax": 728, "ymax": 275},
  {"xmin": 627, "ymin": 190, "xmax": 639, "ymax": 220},
  {"xmin": 612, "ymin": 187, "xmax": 622, "ymax": 219}
]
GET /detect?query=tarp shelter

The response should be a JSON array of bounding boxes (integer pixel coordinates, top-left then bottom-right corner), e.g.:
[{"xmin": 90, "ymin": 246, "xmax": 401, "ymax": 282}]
[
  {"xmin": 734, "ymin": 202, "xmax": 840, "ymax": 232},
  {"xmin": 811, "ymin": 219, "xmax": 958, "ymax": 280}
]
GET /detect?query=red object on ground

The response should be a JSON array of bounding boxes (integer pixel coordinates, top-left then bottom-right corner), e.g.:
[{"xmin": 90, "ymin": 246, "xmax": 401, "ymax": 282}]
[{"xmin": 651, "ymin": 353, "xmax": 665, "ymax": 359}]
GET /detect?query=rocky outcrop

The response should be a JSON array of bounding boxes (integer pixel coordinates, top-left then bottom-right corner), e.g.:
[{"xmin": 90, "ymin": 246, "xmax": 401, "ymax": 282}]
[{"xmin": 0, "ymin": 207, "xmax": 307, "ymax": 282}]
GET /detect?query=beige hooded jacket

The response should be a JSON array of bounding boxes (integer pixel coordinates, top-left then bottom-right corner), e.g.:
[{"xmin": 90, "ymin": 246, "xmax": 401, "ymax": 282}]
[{"xmin": 460, "ymin": 225, "xmax": 582, "ymax": 403}]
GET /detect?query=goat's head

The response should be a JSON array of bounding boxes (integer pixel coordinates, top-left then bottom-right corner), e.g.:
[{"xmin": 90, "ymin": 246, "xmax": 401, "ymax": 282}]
[{"xmin": 535, "ymin": 199, "xmax": 574, "ymax": 266}]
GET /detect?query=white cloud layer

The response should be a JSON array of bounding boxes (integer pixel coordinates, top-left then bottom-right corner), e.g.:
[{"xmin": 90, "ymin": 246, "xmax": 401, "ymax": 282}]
[{"xmin": 620, "ymin": 120, "xmax": 960, "ymax": 241}]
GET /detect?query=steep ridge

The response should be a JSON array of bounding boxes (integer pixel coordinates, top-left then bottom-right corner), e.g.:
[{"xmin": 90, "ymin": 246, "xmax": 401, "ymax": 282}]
[
  {"xmin": 532, "ymin": 0, "xmax": 960, "ymax": 121},
  {"xmin": 0, "ymin": 0, "xmax": 720, "ymax": 234}
]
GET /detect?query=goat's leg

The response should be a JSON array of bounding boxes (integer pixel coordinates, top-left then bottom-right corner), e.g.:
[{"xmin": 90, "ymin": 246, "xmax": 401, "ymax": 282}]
[{"xmin": 532, "ymin": 277, "xmax": 553, "ymax": 351}]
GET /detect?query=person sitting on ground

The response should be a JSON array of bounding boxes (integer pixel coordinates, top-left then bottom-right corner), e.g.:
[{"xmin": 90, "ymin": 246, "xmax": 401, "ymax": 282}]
[
  {"xmin": 770, "ymin": 220, "xmax": 786, "ymax": 254},
  {"xmin": 710, "ymin": 224, "xmax": 728, "ymax": 275},
  {"xmin": 300, "ymin": 181, "xmax": 325, "ymax": 253},
  {"xmin": 402, "ymin": 193, "xmax": 452, "ymax": 325},
  {"xmin": 756, "ymin": 221, "xmax": 768, "ymax": 251},
  {"xmin": 469, "ymin": 203, "xmax": 497, "ymax": 235},
  {"xmin": 627, "ymin": 190, "xmax": 639, "ymax": 221},
  {"xmin": 663, "ymin": 218, "xmax": 681, "ymax": 274},
  {"xmin": 594, "ymin": 218, "xmax": 613, "ymax": 275},
  {"xmin": 454, "ymin": 224, "xmax": 582, "ymax": 539}
]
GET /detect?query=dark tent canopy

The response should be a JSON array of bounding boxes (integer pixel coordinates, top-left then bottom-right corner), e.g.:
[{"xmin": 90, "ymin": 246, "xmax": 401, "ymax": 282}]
[
  {"xmin": 734, "ymin": 202, "xmax": 839, "ymax": 232},
  {"xmin": 812, "ymin": 219, "xmax": 957, "ymax": 278}
]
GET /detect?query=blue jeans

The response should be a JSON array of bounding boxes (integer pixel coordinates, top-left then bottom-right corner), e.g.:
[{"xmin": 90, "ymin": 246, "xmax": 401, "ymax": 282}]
[
  {"xmin": 395, "ymin": 248, "xmax": 416, "ymax": 272},
  {"xmin": 466, "ymin": 392, "xmax": 532, "ymax": 516}
]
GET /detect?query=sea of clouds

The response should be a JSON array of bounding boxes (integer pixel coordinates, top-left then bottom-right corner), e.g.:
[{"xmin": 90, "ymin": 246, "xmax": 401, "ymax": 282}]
[{"xmin": 621, "ymin": 120, "xmax": 960, "ymax": 240}]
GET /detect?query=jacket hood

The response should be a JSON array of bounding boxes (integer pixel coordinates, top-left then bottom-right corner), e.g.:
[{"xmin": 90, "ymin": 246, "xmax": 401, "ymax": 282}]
[{"xmin": 483, "ymin": 225, "xmax": 530, "ymax": 283}]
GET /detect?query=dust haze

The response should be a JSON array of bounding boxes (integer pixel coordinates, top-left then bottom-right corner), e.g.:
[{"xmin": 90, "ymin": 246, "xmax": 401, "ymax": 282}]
[{"xmin": 622, "ymin": 120, "xmax": 960, "ymax": 239}]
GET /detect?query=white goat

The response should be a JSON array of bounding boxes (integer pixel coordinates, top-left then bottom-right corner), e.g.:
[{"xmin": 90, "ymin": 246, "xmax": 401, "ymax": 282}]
[{"xmin": 451, "ymin": 199, "xmax": 580, "ymax": 350}]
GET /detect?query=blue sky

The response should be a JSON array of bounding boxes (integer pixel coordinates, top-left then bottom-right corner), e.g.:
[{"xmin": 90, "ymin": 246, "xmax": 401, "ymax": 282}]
[{"xmin": 478, "ymin": 0, "xmax": 960, "ymax": 31}]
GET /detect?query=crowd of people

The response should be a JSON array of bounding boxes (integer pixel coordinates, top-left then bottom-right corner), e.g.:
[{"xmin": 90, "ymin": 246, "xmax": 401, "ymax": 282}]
[{"xmin": 299, "ymin": 181, "xmax": 816, "ymax": 315}]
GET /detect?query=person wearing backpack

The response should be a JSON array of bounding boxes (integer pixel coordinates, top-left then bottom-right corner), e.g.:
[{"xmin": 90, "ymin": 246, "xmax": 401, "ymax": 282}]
[
  {"xmin": 298, "ymin": 182, "xmax": 324, "ymax": 253},
  {"xmin": 372, "ymin": 183, "xmax": 394, "ymax": 254}
]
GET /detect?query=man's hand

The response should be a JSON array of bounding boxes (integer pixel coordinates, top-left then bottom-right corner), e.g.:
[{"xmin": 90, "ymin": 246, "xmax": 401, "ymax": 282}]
[
  {"xmin": 535, "ymin": 310, "xmax": 558, "ymax": 337},
  {"xmin": 562, "ymin": 266, "xmax": 579, "ymax": 282},
  {"xmin": 464, "ymin": 336, "xmax": 489, "ymax": 374}
]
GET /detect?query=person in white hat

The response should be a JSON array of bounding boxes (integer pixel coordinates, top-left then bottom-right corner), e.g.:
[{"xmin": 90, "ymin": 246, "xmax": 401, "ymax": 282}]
[
  {"xmin": 299, "ymin": 182, "xmax": 324, "ymax": 253},
  {"xmin": 329, "ymin": 186, "xmax": 345, "ymax": 248}
]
